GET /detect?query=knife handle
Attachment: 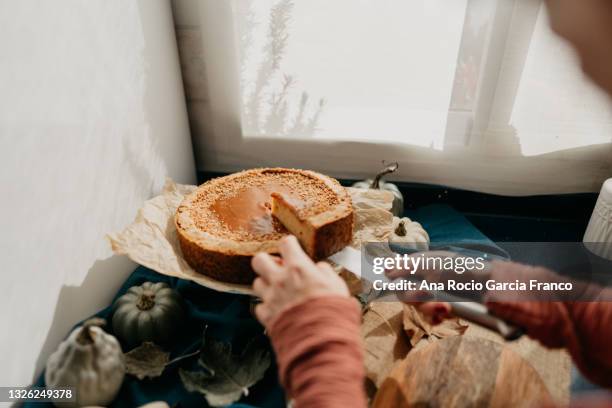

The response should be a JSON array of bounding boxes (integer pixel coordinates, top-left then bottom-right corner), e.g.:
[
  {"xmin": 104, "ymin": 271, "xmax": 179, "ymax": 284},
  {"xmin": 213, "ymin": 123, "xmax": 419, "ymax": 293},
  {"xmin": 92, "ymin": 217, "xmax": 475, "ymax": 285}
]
[
  {"xmin": 450, "ymin": 301, "xmax": 523, "ymax": 341},
  {"xmin": 425, "ymin": 290, "xmax": 524, "ymax": 340}
]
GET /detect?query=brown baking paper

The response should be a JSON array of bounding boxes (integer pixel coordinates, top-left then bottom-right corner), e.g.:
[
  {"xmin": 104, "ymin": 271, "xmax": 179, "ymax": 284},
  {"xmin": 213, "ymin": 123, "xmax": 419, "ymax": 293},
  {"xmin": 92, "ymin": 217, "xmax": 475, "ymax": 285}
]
[
  {"xmin": 107, "ymin": 179, "xmax": 394, "ymax": 296},
  {"xmin": 361, "ymin": 302, "xmax": 411, "ymax": 388}
]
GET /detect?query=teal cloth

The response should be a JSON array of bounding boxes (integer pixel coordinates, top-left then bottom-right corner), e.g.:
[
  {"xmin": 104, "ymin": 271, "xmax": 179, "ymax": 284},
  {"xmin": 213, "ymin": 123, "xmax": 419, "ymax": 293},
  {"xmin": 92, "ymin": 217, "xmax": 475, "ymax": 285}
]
[
  {"xmin": 405, "ymin": 204, "xmax": 509, "ymax": 260},
  {"xmin": 28, "ymin": 204, "xmax": 500, "ymax": 407},
  {"xmin": 406, "ymin": 204, "xmax": 497, "ymax": 244},
  {"xmin": 28, "ymin": 269, "xmax": 285, "ymax": 407}
]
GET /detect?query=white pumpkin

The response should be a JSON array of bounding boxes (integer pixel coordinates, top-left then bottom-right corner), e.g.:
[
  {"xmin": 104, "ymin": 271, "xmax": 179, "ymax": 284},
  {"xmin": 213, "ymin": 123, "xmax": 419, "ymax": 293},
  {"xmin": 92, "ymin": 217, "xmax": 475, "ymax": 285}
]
[
  {"xmin": 352, "ymin": 162, "xmax": 404, "ymax": 217},
  {"xmin": 45, "ymin": 318, "xmax": 125, "ymax": 407},
  {"xmin": 389, "ymin": 216, "xmax": 429, "ymax": 250}
]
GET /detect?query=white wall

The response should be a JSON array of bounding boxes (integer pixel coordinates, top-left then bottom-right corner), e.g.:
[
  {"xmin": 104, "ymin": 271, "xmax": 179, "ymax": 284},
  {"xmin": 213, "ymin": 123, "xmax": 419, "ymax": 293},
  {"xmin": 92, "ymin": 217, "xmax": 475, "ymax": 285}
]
[
  {"xmin": 0, "ymin": 0, "xmax": 196, "ymax": 387},
  {"xmin": 172, "ymin": 0, "xmax": 216, "ymax": 159}
]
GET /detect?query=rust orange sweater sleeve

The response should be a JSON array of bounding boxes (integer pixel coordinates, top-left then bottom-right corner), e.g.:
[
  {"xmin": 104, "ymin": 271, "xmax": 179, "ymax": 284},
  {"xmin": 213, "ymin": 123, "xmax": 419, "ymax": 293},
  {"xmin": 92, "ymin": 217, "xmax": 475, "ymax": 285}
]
[
  {"xmin": 486, "ymin": 295, "xmax": 612, "ymax": 388},
  {"xmin": 268, "ymin": 295, "xmax": 367, "ymax": 408}
]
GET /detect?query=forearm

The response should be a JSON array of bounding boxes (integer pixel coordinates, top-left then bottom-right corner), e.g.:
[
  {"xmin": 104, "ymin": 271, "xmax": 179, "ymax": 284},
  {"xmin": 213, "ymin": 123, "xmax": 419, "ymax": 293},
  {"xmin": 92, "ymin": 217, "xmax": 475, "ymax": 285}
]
[
  {"xmin": 484, "ymin": 262, "xmax": 612, "ymax": 387},
  {"xmin": 268, "ymin": 296, "xmax": 367, "ymax": 408}
]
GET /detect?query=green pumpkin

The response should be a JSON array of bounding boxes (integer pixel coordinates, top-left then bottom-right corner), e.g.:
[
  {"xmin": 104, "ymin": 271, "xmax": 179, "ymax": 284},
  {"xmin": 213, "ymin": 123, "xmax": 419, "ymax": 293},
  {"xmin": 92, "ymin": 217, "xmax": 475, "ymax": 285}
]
[
  {"xmin": 112, "ymin": 282, "xmax": 185, "ymax": 350},
  {"xmin": 353, "ymin": 162, "xmax": 404, "ymax": 217}
]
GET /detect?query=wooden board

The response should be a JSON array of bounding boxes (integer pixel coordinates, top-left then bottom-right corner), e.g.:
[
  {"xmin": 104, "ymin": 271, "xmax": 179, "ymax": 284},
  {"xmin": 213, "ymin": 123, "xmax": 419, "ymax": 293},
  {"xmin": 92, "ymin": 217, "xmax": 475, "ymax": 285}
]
[{"xmin": 373, "ymin": 336, "xmax": 553, "ymax": 408}]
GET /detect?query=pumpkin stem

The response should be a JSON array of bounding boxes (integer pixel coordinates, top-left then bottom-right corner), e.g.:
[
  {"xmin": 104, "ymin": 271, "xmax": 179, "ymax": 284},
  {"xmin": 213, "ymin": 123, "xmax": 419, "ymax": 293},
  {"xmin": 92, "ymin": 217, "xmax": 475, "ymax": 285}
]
[
  {"xmin": 137, "ymin": 291, "xmax": 156, "ymax": 311},
  {"xmin": 76, "ymin": 317, "xmax": 106, "ymax": 345},
  {"xmin": 395, "ymin": 220, "xmax": 407, "ymax": 237},
  {"xmin": 371, "ymin": 161, "xmax": 399, "ymax": 189}
]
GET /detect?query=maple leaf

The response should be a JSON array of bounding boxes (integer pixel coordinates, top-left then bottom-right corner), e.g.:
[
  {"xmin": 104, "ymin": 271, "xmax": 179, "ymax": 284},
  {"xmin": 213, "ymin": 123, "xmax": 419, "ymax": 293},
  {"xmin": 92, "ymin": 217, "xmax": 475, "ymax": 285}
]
[
  {"xmin": 180, "ymin": 334, "xmax": 270, "ymax": 407},
  {"xmin": 124, "ymin": 342, "xmax": 170, "ymax": 380}
]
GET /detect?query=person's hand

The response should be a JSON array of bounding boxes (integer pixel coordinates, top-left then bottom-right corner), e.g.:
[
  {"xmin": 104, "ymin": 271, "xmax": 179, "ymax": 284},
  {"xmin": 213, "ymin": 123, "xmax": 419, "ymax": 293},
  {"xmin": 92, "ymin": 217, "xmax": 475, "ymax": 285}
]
[
  {"xmin": 251, "ymin": 235, "xmax": 350, "ymax": 329},
  {"xmin": 391, "ymin": 257, "xmax": 571, "ymax": 326},
  {"xmin": 384, "ymin": 250, "xmax": 493, "ymax": 323}
]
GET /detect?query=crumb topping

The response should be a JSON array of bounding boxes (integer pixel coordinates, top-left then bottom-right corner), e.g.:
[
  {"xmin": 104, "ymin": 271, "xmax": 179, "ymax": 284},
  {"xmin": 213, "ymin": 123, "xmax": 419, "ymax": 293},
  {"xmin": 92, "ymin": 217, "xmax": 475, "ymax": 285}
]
[{"xmin": 187, "ymin": 169, "xmax": 342, "ymax": 242}]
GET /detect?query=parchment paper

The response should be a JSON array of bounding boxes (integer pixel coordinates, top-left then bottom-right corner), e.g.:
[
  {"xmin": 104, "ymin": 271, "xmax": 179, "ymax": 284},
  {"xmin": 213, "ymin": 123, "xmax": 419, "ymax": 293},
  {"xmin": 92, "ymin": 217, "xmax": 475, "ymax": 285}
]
[{"xmin": 107, "ymin": 179, "xmax": 394, "ymax": 296}]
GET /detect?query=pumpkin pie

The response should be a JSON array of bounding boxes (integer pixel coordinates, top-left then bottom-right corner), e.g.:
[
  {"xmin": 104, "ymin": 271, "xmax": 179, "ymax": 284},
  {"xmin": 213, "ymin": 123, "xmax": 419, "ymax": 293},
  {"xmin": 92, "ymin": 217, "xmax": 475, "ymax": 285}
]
[{"xmin": 175, "ymin": 168, "xmax": 354, "ymax": 284}]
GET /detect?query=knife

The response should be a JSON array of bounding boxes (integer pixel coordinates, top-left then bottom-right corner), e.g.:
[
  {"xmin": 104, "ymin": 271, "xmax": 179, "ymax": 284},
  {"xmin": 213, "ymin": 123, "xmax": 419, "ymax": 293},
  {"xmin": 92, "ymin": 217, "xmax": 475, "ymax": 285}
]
[{"xmin": 329, "ymin": 246, "xmax": 523, "ymax": 341}]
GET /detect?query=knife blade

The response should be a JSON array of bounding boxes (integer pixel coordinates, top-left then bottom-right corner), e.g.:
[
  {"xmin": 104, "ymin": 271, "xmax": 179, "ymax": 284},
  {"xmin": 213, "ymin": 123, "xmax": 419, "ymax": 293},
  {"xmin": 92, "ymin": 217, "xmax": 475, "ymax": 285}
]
[{"xmin": 329, "ymin": 246, "xmax": 523, "ymax": 341}]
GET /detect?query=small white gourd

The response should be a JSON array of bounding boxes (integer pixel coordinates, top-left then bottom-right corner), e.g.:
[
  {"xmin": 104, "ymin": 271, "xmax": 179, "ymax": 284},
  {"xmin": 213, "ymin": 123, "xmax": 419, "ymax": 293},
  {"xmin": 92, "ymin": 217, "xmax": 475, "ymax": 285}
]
[
  {"xmin": 45, "ymin": 318, "xmax": 125, "ymax": 407},
  {"xmin": 389, "ymin": 216, "xmax": 430, "ymax": 250},
  {"xmin": 352, "ymin": 162, "xmax": 404, "ymax": 217}
]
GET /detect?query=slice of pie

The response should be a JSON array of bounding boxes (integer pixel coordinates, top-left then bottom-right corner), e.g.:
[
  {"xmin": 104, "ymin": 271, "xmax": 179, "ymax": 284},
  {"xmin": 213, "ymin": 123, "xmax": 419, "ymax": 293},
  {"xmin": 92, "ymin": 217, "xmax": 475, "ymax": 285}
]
[
  {"xmin": 175, "ymin": 168, "xmax": 353, "ymax": 284},
  {"xmin": 270, "ymin": 191, "xmax": 352, "ymax": 259}
]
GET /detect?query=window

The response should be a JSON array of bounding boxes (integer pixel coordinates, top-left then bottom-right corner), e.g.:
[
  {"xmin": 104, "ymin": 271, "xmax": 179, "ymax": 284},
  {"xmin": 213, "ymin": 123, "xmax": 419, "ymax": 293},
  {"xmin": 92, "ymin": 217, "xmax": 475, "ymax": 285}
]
[
  {"xmin": 192, "ymin": 0, "xmax": 612, "ymax": 195},
  {"xmin": 236, "ymin": 0, "xmax": 467, "ymax": 148},
  {"xmin": 505, "ymin": 6, "xmax": 612, "ymax": 156}
]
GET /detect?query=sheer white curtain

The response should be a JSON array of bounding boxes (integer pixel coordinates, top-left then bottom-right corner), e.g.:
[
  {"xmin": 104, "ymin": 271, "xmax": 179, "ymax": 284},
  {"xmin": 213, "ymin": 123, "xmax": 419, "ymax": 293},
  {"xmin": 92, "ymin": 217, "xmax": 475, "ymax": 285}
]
[{"xmin": 193, "ymin": 0, "xmax": 612, "ymax": 195}]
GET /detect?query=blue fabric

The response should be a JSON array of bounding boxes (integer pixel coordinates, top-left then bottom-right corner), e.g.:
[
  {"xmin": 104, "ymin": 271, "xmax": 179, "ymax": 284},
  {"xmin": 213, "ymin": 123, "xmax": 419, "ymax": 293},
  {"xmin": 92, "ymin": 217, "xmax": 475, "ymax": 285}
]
[
  {"xmin": 28, "ymin": 204, "xmax": 500, "ymax": 407},
  {"xmin": 405, "ymin": 204, "xmax": 509, "ymax": 260},
  {"xmin": 27, "ymin": 269, "xmax": 285, "ymax": 408},
  {"xmin": 406, "ymin": 204, "xmax": 492, "ymax": 244},
  {"xmin": 571, "ymin": 366, "xmax": 612, "ymax": 402}
]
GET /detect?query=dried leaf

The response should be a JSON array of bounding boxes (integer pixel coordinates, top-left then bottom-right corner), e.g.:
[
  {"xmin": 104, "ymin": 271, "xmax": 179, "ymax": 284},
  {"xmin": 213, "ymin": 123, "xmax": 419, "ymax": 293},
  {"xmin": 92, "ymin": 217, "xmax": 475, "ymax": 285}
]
[
  {"xmin": 361, "ymin": 302, "xmax": 411, "ymax": 387},
  {"xmin": 180, "ymin": 335, "xmax": 271, "ymax": 407},
  {"xmin": 402, "ymin": 305, "xmax": 468, "ymax": 347},
  {"xmin": 124, "ymin": 342, "xmax": 170, "ymax": 380},
  {"xmin": 335, "ymin": 264, "xmax": 365, "ymax": 296}
]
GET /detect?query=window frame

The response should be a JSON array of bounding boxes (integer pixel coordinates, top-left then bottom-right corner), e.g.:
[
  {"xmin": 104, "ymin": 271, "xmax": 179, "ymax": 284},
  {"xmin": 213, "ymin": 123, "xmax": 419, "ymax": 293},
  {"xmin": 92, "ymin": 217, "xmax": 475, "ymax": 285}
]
[{"xmin": 193, "ymin": 0, "xmax": 610, "ymax": 195}]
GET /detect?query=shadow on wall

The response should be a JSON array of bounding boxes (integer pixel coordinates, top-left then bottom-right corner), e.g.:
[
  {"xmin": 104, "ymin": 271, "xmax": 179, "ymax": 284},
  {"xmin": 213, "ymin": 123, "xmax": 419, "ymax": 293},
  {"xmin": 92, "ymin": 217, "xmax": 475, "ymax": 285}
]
[
  {"xmin": 32, "ymin": 255, "xmax": 135, "ymax": 382},
  {"xmin": 32, "ymin": 0, "xmax": 196, "ymax": 383},
  {"xmin": 131, "ymin": 0, "xmax": 195, "ymax": 194}
]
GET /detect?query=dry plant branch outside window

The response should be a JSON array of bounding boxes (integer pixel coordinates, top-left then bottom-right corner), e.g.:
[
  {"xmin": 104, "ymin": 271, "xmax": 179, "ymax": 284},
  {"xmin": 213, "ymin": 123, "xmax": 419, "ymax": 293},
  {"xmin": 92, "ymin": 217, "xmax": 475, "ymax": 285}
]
[{"xmin": 237, "ymin": 0, "xmax": 326, "ymax": 137}]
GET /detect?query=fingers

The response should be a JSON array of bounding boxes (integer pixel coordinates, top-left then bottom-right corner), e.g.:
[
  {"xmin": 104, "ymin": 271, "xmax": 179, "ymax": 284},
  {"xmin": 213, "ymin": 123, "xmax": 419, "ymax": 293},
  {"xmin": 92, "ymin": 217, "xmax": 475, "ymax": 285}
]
[
  {"xmin": 252, "ymin": 252, "xmax": 284, "ymax": 283},
  {"xmin": 417, "ymin": 302, "xmax": 453, "ymax": 324},
  {"xmin": 485, "ymin": 301, "xmax": 544, "ymax": 330},
  {"xmin": 252, "ymin": 277, "xmax": 271, "ymax": 300},
  {"xmin": 251, "ymin": 236, "xmax": 349, "ymax": 330},
  {"xmin": 254, "ymin": 303, "xmax": 271, "ymax": 325},
  {"xmin": 279, "ymin": 235, "xmax": 313, "ymax": 267},
  {"xmin": 397, "ymin": 289, "xmax": 433, "ymax": 304},
  {"xmin": 402, "ymin": 301, "xmax": 453, "ymax": 325},
  {"xmin": 386, "ymin": 267, "xmax": 407, "ymax": 280},
  {"xmin": 316, "ymin": 261, "xmax": 335, "ymax": 275}
]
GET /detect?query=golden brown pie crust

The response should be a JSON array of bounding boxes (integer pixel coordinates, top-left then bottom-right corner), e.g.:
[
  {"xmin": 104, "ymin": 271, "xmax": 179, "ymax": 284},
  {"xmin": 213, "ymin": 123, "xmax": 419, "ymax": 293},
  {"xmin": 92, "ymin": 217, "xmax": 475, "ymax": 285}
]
[{"xmin": 175, "ymin": 168, "xmax": 354, "ymax": 284}]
